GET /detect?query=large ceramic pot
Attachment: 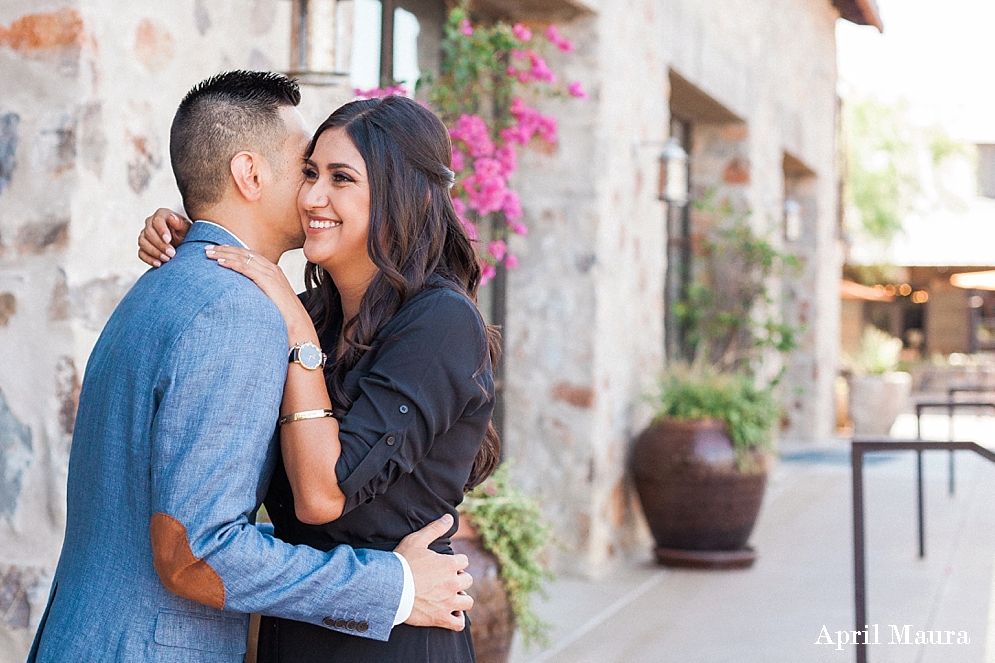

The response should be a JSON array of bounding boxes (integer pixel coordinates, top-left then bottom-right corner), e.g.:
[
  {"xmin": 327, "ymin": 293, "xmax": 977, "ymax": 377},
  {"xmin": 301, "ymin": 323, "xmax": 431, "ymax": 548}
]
[
  {"xmin": 847, "ymin": 372, "xmax": 912, "ymax": 436},
  {"xmin": 452, "ymin": 518, "xmax": 515, "ymax": 663},
  {"xmin": 631, "ymin": 418, "xmax": 769, "ymax": 568}
]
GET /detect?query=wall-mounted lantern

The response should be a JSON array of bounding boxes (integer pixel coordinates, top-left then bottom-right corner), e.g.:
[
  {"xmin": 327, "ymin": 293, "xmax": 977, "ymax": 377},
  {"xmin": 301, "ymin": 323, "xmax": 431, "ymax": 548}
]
[
  {"xmin": 658, "ymin": 137, "xmax": 689, "ymax": 206},
  {"xmin": 783, "ymin": 198, "xmax": 802, "ymax": 242}
]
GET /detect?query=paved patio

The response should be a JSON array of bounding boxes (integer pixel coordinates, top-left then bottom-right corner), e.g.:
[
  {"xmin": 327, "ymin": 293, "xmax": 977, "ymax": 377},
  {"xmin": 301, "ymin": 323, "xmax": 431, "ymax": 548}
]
[{"xmin": 508, "ymin": 413, "xmax": 995, "ymax": 663}]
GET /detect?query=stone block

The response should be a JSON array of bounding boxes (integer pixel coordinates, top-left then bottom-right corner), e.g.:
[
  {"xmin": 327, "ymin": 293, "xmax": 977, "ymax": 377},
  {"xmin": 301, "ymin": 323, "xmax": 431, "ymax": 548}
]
[
  {"xmin": 33, "ymin": 116, "xmax": 76, "ymax": 178},
  {"xmin": 0, "ymin": 389, "xmax": 31, "ymax": 519},
  {"xmin": 16, "ymin": 219, "xmax": 68, "ymax": 254},
  {"xmin": 134, "ymin": 19, "xmax": 175, "ymax": 73},
  {"xmin": 0, "ymin": 294, "xmax": 15, "ymax": 327},
  {"xmin": 0, "ymin": 114, "xmax": 18, "ymax": 197},
  {"xmin": 0, "ymin": 9, "xmax": 84, "ymax": 56},
  {"xmin": 54, "ymin": 356, "xmax": 80, "ymax": 441},
  {"xmin": 0, "ymin": 565, "xmax": 41, "ymax": 629}
]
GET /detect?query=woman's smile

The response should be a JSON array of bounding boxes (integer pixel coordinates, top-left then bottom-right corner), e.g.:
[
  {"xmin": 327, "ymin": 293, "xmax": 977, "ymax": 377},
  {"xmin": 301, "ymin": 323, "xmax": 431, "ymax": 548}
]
[{"xmin": 307, "ymin": 216, "xmax": 342, "ymax": 231}]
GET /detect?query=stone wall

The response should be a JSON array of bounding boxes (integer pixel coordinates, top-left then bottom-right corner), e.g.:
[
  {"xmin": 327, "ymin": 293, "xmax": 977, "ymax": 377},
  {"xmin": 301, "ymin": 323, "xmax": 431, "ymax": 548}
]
[
  {"xmin": 0, "ymin": 0, "xmax": 847, "ymax": 653},
  {"xmin": 505, "ymin": 0, "xmax": 843, "ymax": 575},
  {"xmin": 0, "ymin": 1, "xmax": 353, "ymax": 655}
]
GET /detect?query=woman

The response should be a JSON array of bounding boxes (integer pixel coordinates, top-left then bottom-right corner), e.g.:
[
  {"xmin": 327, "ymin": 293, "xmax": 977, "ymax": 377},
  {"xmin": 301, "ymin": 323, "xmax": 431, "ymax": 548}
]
[{"xmin": 142, "ymin": 95, "xmax": 499, "ymax": 662}]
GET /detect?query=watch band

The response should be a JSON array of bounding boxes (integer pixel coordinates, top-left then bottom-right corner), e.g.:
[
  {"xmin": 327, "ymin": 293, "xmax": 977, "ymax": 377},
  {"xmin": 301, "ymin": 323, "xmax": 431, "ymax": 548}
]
[{"xmin": 278, "ymin": 409, "xmax": 335, "ymax": 426}]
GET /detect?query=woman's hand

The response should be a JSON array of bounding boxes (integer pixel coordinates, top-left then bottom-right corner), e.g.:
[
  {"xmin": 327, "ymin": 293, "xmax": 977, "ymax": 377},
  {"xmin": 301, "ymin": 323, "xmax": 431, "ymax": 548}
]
[
  {"xmin": 206, "ymin": 245, "xmax": 316, "ymax": 342},
  {"xmin": 138, "ymin": 209, "xmax": 191, "ymax": 267}
]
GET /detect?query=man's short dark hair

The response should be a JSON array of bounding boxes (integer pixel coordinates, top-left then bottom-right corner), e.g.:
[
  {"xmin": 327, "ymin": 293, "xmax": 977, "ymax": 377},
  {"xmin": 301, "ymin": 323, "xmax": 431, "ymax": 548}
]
[{"xmin": 170, "ymin": 70, "xmax": 301, "ymax": 217}]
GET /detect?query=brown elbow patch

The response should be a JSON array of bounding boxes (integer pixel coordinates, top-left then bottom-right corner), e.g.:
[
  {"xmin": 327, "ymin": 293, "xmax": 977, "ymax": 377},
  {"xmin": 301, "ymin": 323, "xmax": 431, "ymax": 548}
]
[{"xmin": 150, "ymin": 513, "xmax": 225, "ymax": 610}]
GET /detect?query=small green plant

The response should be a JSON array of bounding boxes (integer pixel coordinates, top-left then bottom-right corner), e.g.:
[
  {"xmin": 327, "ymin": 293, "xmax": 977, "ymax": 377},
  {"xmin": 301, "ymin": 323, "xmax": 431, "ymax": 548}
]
[
  {"xmin": 459, "ymin": 464, "xmax": 553, "ymax": 647},
  {"xmin": 650, "ymin": 366, "xmax": 780, "ymax": 468},
  {"xmin": 846, "ymin": 326, "xmax": 903, "ymax": 375},
  {"xmin": 674, "ymin": 197, "xmax": 801, "ymax": 375}
]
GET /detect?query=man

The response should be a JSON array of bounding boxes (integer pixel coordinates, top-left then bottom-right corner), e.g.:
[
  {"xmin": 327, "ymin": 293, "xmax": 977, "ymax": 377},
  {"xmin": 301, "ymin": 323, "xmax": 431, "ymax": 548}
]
[{"xmin": 29, "ymin": 71, "xmax": 471, "ymax": 662}]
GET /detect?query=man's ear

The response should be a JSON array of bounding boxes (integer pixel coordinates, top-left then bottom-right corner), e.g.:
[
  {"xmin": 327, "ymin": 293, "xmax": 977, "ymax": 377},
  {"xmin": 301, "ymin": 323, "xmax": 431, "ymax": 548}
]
[{"xmin": 230, "ymin": 151, "xmax": 265, "ymax": 203}]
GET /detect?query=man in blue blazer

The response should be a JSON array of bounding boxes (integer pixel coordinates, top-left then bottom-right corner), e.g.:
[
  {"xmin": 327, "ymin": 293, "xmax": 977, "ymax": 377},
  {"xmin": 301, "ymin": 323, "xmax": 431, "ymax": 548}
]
[{"xmin": 28, "ymin": 71, "xmax": 472, "ymax": 662}]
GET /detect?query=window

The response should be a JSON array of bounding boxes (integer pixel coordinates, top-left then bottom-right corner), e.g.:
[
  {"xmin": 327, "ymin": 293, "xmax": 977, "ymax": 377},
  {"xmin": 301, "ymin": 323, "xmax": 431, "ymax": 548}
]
[{"xmin": 291, "ymin": 0, "xmax": 440, "ymax": 91}]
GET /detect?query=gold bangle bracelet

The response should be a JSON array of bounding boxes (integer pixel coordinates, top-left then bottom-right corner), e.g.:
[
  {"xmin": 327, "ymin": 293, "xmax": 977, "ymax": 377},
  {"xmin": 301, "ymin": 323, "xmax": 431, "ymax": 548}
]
[{"xmin": 278, "ymin": 409, "xmax": 335, "ymax": 426}]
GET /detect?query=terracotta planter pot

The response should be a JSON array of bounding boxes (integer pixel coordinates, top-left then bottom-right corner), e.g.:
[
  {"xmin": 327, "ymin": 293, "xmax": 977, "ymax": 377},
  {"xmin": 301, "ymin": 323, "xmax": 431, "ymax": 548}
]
[
  {"xmin": 631, "ymin": 418, "xmax": 769, "ymax": 568},
  {"xmin": 452, "ymin": 518, "xmax": 515, "ymax": 663}
]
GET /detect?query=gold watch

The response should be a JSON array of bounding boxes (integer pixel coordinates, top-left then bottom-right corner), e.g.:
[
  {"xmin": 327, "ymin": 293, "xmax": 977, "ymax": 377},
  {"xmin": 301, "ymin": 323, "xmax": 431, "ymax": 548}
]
[{"xmin": 289, "ymin": 341, "xmax": 326, "ymax": 371}]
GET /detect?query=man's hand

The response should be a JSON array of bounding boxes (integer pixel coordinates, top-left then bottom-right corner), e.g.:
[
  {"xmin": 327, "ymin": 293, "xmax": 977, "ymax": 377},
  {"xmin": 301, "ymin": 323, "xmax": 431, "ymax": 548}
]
[
  {"xmin": 395, "ymin": 514, "xmax": 473, "ymax": 631},
  {"xmin": 138, "ymin": 208, "xmax": 191, "ymax": 267}
]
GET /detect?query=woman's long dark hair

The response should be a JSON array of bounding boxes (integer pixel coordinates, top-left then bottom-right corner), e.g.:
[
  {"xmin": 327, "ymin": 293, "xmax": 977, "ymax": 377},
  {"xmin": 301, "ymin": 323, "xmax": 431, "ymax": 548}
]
[{"xmin": 303, "ymin": 95, "xmax": 500, "ymax": 491}]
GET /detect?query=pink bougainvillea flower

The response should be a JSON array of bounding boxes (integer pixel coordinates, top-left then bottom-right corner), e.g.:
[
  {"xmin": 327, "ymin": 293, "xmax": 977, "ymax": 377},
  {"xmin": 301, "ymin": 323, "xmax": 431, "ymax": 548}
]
[
  {"xmin": 502, "ymin": 190, "xmax": 523, "ymax": 221},
  {"xmin": 354, "ymin": 85, "xmax": 408, "ymax": 99},
  {"xmin": 452, "ymin": 197, "xmax": 479, "ymax": 240},
  {"xmin": 506, "ymin": 65, "xmax": 518, "ymax": 78},
  {"xmin": 463, "ymin": 157, "xmax": 510, "ymax": 216},
  {"xmin": 480, "ymin": 262, "xmax": 497, "ymax": 285},
  {"xmin": 461, "ymin": 218, "xmax": 479, "ymax": 241},
  {"xmin": 488, "ymin": 240, "xmax": 507, "ymax": 261},
  {"xmin": 495, "ymin": 145, "xmax": 517, "ymax": 178},
  {"xmin": 545, "ymin": 24, "xmax": 574, "ymax": 52},
  {"xmin": 509, "ymin": 220, "xmax": 529, "ymax": 235},
  {"xmin": 505, "ymin": 254, "xmax": 520, "ymax": 269},
  {"xmin": 449, "ymin": 114, "xmax": 495, "ymax": 158},
  {"xmin": 510, "ymin": 48, "xmax": 527, "ymax": 60},
  {"xmin": 459, "ymin": 18, "xmax": 474, "ymax": 36},
  {"xmin": 527, "ymin": 51, "xmax": 556, "ymax": 83},
  {"xmin": 568, "ymin": 81, "xmax": 588, "ymax": 99},
  {"xmin": 451, "ymin": 146, "xmax": 465, "ymax": 173},
  {"xmin": 512, "ymin": 23, "xmax": 532, "ymax": 42},
  {"xmin": 538, "ymin": 115, "xmax": 558, "ymax": 144}
]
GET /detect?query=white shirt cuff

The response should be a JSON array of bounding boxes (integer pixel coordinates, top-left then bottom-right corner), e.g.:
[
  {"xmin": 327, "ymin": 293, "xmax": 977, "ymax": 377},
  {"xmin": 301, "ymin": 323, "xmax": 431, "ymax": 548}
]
[{"xmin": 392, "ymin": 551, "xmax": 415, "ymax": 625}]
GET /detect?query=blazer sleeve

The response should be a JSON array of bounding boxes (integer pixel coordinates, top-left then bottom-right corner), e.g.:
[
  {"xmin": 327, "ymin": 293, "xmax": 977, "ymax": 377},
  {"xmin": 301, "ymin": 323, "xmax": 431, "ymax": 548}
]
[
  {"xmin": 335, "ymin": 289, "xmax": 493, "ymax": 515},
  {"xmin": 148, "ymin": 288, "xmax": 402, "ymax": 641}
]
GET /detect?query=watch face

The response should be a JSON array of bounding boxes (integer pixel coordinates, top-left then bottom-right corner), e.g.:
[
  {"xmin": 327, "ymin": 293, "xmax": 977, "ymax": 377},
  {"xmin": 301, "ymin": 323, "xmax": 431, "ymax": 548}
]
[{"xmin": 298, "ymin": 343, "xmax": 324, "ymax": 370}]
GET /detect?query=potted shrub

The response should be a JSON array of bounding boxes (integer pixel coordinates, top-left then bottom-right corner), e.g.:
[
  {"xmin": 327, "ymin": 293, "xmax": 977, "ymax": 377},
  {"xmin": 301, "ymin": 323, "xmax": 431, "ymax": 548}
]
[
  {"xmin": 633, "ymin": 368, "xmax": 779, "ymax": 568},
  {"xmin": 454, "ymin": 464, "xmax": 552, "ymax": 663},
  {"xmin": 844, "ymin": 326, "xmax": 911, "ymax": 436},
  {"xmin": 632, "ymin": 200, "xmax": 799, "ymax": 568}
]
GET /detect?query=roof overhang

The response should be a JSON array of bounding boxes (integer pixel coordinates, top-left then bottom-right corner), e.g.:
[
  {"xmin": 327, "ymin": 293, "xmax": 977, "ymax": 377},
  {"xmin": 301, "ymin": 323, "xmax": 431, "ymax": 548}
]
[
  {"xmin": 951, "ymin": 271, "xmax": 995, "ymax": 292},
  {"xmin": 833, "ymin": 0, "xmax": 883, "ymax": 32}
]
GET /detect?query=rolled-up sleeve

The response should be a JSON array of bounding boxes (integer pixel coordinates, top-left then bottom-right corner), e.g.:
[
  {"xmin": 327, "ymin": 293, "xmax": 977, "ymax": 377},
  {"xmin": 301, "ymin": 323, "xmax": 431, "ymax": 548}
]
[{"xmin": 335, "ymin": 289, "xmax": 492, "ymax": 515}]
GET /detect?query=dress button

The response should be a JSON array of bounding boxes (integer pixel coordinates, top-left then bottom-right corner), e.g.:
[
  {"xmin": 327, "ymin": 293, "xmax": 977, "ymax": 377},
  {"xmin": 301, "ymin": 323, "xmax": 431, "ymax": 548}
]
[
  {"xmin": 386, "ymin": 436, "xmax": 395, "ymax": 446},
  {"xmin": 346, "ymin": 619, "xmax": 357, "ymax": 631},
  {"xmin": 335, "ymin": 619, "xmax": 347, "ymax": 629},
  {"xmin": 357, "ymin": 621, "xmax": 369, "ymax": 633},
  {"xmin": 399, "ymin": 405, "xmax": 409, "ymax": 413},
  {"xmin": 322, "ymin": 617, "xmax": 335, "ymax": 627}
]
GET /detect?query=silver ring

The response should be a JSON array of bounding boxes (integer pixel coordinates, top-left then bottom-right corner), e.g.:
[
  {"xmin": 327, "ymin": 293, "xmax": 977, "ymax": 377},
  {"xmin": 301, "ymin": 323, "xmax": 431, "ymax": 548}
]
[{"xmin": 246, "ymin": 253, "xmax": 254, "ymax": 266}]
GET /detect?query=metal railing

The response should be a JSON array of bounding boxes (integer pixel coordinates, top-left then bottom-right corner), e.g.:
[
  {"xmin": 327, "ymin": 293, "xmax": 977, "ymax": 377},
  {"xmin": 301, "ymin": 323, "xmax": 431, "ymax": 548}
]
[
  {"xmin": 851, "ymin": 437, "xmax": 995, "ymax": 663},
  {"xmin": 912, "ymin": 388, "xmax": 995, "ymax": 556}
]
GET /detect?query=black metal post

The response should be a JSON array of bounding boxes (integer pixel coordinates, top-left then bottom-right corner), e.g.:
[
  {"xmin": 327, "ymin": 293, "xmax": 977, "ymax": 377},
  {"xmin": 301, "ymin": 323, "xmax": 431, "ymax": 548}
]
[
  {"xmin": 948, "ymin": 400, "xmax": 956, "ymax": 496},
  {"xmin": 915, "ymin": 405, "xmax": 925, "ymax": 558},
  {"xmin": 490, "ymin": 228, "xmax": 507, "ymax": 445},
  {"xmin": 851, "ymin": 436, "xmax": 995, "ymax": 663},
  {"xmin": 379, "ymin": 0, "xmax": 395, "ymax": 88},
  {"xmin": 852, "ymin": 445, "xmax": 868, "ymax": 663},
  {"xmin": 917, "ymin": 450, "xmax": 925, "ymax": 558}
]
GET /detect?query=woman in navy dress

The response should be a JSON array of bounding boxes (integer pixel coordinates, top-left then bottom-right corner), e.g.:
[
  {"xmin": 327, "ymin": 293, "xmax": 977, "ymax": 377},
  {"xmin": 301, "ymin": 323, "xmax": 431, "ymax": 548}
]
[{"xmin": 208, "ymin": 95, "xmax": 500, "ymax": 662}]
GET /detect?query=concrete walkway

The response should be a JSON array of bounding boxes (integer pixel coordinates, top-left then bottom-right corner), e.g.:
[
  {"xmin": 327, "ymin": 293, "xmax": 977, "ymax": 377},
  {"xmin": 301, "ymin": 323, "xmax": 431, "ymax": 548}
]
[{"xmin": 509, "ymin": 414, "xmax": 995, "ymax": 663}]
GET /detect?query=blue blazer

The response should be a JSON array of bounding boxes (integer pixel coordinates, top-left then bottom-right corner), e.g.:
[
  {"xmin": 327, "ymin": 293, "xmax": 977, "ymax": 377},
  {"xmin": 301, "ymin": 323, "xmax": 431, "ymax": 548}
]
[{"xmin": 29, "ymin": 222, "xmax": 402, "ymax": 662}]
